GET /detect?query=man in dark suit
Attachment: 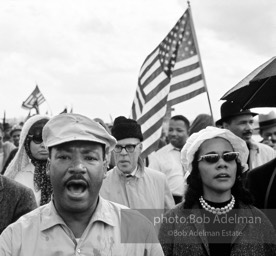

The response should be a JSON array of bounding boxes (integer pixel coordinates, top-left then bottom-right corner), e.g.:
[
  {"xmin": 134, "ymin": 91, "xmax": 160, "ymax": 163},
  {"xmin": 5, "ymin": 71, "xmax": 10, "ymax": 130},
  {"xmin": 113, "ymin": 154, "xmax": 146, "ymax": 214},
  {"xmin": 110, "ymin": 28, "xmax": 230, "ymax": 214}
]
[
  {"xmin": 246, "ymin": 158, "xmax": 276, "ymax": 229},
  {"xmin": 0, "ymin": 174, "xmax": 37, "ymax": 233}
]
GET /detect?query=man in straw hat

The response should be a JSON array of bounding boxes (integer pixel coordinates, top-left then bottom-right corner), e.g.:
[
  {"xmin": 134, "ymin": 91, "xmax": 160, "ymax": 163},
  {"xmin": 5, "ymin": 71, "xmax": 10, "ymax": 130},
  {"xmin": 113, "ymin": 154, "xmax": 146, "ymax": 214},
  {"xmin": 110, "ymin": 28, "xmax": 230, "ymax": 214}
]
[
  {"xmin": 258, "ymin": 111, "xmax": 276, "ymax": 150},
  {"xmin": 216, "ymin": 101, "xmax": 275, "ymax": 171},
  {"xmin": 0, "ymin": 113, "xmax": 164, "ymax": 255}
]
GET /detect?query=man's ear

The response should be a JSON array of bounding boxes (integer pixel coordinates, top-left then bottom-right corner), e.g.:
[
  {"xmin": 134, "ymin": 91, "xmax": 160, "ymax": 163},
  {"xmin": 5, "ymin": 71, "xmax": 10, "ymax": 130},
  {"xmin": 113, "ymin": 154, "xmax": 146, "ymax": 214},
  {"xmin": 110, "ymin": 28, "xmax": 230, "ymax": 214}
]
[
  {"xmin": 138, "ymin": 142, "xmax": 143, "ymax": 152},
  {"xmin": 103, "ymin": 159, "xmax": 108, "ymax": 179},
  {"xmin": 46, "ymin": 158, "xmax": 51, "ymax": 176}
]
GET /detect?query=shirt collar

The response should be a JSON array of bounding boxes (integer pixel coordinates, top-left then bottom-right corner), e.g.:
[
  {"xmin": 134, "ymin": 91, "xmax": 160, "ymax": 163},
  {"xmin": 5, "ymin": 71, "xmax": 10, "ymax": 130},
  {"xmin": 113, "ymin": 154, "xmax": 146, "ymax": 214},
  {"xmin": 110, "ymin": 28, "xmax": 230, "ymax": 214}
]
[
  {"xmin": 247, "ymin": 139, "xmax": 259, "ymax": 152},
  {"xmin": 168, "ymin": 143, "xmax": 181, "ymax": 152},
  {"xmin": 40, "ymin": 196, "xmax": 116, "ymax": 232}
]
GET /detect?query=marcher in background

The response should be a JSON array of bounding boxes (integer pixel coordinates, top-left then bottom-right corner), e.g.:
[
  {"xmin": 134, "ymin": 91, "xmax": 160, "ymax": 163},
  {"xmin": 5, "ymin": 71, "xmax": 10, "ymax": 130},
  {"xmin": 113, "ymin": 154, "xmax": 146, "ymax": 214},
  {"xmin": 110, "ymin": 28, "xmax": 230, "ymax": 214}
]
[
  {"xmin": 0, "ymin": 113, "xmax": 164, "ymax": 256},
  {"xmin": 189, "ymin": 113, "xmax": 214, "ymax": 136},
  {"xmin": 100, "ymin": 116, "xmax": 175, "ymax": 233},
  {"xmin": 0, "ymin": 126, "xmax": 16, "ymax": 174},
  {"xmin": 149, "ymin": 115, "xmax": 190, "ymax": 204},
  {"xmin": 258, "ymin": 111, "xmax": 276, "ymax": 150},
  {"xmin": 0, "ymin": 174, "xmax": 37, "ymax": 234},
  {"xmin": 4, "ymin": 115, "xmax": 52, "ymax": 206},
  {"xmin": 216, "ymin": 101, "xmax": 275, "ymax": 170},
  {"xmin": 93, "ymin": 117, "xmax": 115, "ymax": 170},
  {"xmin": 10, "ymin": 124, "xmax": 22, "ymax": 147},
  {"xmin": 246, "ymin": 157, "xmax": 276, "ymax": 230},
  {"xmin": 159, "ymin": 126, "xmax": 276, "ymax": 256}
]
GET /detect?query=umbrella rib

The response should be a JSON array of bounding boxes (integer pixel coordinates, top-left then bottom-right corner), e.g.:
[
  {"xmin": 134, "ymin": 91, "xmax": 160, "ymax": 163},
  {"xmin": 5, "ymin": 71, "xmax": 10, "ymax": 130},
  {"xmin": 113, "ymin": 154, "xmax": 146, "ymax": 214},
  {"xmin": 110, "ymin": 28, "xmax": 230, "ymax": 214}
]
[{"xmin": 243, "ymin": 77, "xmax": 272, "ymax": 109}]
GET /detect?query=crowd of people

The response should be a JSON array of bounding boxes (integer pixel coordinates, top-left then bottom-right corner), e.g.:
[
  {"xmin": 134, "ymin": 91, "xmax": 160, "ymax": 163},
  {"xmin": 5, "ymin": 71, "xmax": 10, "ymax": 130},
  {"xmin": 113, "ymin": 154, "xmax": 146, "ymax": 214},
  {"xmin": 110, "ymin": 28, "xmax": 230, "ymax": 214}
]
[{"xmin": 0, "ymin": 101, "xmax": 276, "ymax": 255}]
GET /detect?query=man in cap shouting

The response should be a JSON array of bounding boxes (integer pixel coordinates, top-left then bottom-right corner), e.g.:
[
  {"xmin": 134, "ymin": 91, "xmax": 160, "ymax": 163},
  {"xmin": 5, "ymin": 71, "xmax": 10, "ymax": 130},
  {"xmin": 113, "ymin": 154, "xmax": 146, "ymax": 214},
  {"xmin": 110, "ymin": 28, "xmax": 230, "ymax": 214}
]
[{"xmin": 0, "ymin": 113, "xmax": 164, "ymax": 256}]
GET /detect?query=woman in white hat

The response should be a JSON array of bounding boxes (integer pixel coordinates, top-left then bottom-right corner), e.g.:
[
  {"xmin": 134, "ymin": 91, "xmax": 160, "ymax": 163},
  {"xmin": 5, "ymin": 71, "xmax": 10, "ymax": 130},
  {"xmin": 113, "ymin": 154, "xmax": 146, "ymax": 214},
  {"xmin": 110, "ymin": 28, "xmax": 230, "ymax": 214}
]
[{"xmin": 159, "ymin": 126, "xmax": 276, "ymax": 256}]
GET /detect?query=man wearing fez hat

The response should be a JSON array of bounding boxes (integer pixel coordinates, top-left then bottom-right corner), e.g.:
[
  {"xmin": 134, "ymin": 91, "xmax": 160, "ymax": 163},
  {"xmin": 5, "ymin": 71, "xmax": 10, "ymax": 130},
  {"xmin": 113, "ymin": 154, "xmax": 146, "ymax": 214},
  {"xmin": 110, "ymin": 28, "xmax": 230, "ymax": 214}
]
[
  {"xmin": 100, "ymin": 116, "xmax": 174, "ymax": 233},
  {"xmin": 0, "ymin": 113, "xmax": 164, "ymax": 255},
  {"xmin": 258, "ymin": 111, "xmax": 276, "ymax": 150},
  {"xmin": 216, "ymin": 101, "xmax": 275, "ymax": 170}
]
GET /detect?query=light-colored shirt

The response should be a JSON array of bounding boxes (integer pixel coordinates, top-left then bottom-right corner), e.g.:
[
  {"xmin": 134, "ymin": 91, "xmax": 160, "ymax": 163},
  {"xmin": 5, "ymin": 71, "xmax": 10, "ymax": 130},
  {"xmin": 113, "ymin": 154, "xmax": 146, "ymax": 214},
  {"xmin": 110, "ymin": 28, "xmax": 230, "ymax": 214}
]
[
  {"xmin": 149, "ymin": 143, "xmax": 185, "ymax": 196},
  {"xmin": 14, "ymin": 162, "xmax": 41, "ymax": 206},
  {"xmin": 0, "ymin": 197, "xmax": 164, "ymax": 256},
  {"xmin": 100, "ymin": 158, "xmax": 175, "ymax": 233},
  {"xmin": 248, "ymin": 140, "xmax": 275, "ymax": 170}
]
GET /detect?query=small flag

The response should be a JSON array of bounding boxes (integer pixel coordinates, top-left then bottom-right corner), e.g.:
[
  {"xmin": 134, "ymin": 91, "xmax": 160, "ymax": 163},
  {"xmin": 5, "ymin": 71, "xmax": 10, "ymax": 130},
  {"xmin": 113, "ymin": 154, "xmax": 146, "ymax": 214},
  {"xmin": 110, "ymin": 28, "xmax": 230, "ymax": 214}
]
[
  {"xmin": 130, "ymin": 7, "xmax": 207, "ymax": 158},
  {"xmin": 22, "ymin": 85, "xmax": 46, "ymax": 110}
]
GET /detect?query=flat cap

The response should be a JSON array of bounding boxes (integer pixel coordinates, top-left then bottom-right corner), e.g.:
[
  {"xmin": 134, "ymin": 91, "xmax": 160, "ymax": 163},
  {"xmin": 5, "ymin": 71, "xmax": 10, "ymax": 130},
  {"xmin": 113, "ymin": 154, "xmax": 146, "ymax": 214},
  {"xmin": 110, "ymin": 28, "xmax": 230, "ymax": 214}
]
[{"xmin": 42, "ymin": 113, "xmax": 117, "ymax": 152}]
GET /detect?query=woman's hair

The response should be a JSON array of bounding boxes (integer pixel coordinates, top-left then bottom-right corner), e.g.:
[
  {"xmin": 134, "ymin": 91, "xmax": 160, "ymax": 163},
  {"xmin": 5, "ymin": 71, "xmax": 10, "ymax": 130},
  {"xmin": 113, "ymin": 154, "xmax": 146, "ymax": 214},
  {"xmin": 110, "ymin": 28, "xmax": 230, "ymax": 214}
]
[{"xmin": 183, "ymin": 148, "xmax": 253, "ymax": 209}]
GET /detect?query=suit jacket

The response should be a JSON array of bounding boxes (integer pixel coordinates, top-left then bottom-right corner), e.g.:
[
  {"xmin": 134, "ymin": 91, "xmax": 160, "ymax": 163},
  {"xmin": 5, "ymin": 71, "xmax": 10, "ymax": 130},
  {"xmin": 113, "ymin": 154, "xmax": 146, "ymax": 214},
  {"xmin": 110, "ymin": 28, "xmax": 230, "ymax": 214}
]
[
  {"xmin": 246, "ymin": 158, "xmax": 276, "ymax": 229},
  {"xmin": 159, "ymin": 202, "xmax": 276, "ymax": 256},
  {"xmin": 0, "ymin": 175, "xmax": 37, "ymax": 234}
]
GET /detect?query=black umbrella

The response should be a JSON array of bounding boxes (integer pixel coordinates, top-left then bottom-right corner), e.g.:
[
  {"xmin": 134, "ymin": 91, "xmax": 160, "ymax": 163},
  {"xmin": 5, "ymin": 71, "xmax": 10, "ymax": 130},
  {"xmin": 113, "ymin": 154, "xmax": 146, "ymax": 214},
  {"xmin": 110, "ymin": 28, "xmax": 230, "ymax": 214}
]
[{"xmin": 221, "ymin": 56, "xmax": 276, "ymax": 109}]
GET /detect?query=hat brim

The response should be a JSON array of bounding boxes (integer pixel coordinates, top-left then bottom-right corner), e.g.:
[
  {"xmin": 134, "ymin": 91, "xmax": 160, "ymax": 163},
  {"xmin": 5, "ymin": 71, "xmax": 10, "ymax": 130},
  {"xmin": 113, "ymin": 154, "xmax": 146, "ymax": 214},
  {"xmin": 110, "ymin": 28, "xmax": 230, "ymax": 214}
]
[{"xmin": 216, "ymin": 111, "xmax": 258, "ymax": 126}]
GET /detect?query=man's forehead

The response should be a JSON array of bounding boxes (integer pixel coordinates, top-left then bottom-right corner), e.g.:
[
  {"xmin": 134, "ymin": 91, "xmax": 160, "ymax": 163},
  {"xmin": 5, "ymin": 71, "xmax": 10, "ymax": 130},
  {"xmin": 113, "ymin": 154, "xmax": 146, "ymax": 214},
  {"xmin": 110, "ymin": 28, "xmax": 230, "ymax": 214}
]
[
  {"xmin": 117, "ymin": 138, "xmax": 140, "ymax": 145},
  {"xmin": 231, "ymin": 114, "xmax": 254, "ymax": 122},
  {"xmin": 53, "ymin": 140, "xmax": 104, "ymax": 151}
]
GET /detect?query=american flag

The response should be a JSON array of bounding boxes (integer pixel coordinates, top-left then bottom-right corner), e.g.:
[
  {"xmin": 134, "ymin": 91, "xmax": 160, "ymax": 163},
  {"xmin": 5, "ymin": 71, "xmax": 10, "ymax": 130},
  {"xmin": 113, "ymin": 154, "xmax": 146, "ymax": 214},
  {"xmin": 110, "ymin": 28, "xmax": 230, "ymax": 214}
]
[
  {"xmin": 22, "ymin": 85, "xmax": 46, "ymax": 110},
  {"xmin": 131, "ymin": 8, "xmax": 207, "ymax": 158}
]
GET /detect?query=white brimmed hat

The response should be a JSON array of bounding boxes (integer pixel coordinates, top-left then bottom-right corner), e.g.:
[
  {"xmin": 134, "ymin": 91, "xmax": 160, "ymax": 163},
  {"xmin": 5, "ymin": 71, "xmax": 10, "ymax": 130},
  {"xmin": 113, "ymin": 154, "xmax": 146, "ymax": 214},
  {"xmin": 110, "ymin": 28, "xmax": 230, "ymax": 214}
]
[
  {"xmin": 42, "ymin": 113, "xmax": 117, "ymax": 152},
  {"xmin": 181, "ymin": 126, "xmax": 249, "ymax": 174}
]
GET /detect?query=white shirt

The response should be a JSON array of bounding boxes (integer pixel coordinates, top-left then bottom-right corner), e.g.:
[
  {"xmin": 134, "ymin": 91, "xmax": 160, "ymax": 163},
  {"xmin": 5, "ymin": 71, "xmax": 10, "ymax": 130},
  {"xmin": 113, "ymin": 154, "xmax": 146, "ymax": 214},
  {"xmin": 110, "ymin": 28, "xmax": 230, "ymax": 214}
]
[{"xmin": 148, "ymin": 143, "xmax": 185, "ymax": 196}]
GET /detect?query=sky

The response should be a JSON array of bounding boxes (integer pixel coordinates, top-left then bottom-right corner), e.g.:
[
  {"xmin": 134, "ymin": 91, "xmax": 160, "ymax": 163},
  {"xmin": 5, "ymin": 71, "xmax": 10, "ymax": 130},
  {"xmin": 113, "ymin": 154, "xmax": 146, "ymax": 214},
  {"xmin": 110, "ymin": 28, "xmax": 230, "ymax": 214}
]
[{"xmin": 0, "ymin": 0, "xmax": 275, "ymax": 125}]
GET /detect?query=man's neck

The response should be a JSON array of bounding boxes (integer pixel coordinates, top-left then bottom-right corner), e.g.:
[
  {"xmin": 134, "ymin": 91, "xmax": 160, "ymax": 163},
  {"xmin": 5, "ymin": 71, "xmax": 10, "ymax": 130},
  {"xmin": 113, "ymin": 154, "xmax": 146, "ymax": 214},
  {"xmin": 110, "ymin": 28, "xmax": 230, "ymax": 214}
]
[{"xmin": 54, "ymin": 198, "xmax": 99, "ymax": 238}]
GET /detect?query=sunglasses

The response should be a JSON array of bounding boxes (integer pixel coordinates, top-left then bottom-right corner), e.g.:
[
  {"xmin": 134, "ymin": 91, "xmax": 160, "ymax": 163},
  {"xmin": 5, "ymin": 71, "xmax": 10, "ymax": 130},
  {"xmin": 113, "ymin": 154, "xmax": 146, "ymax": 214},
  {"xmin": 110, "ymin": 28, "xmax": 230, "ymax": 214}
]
[
  {"xmin": 198, "ymin": 152, "xmax": 239, "ymax": 164},
  {"xmin": 28, "ymin": 133, "xmax": 43, "ymax": 144},
  {"xmin": 114, "ymin": 143, "xmax": 140, "ymax": 153}
]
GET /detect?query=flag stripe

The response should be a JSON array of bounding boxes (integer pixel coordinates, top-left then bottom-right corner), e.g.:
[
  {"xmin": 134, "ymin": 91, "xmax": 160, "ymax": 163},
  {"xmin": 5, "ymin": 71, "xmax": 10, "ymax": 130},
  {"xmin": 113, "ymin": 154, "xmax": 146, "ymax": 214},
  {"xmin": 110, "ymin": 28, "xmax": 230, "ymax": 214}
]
[
  {"xmin": 169, "ymin": 74, "xmax": 203, "ymax": 93},
  {"xmin": 139, "ymin": 48, "xmax": 159, "ymax": 78},
  {"xmin": 137, "ymin": 94, "xmax": 168, "ymax": 124},
  {"xmin": 168, "ymin": 86, "xmax": 206, "ymax": 107}
]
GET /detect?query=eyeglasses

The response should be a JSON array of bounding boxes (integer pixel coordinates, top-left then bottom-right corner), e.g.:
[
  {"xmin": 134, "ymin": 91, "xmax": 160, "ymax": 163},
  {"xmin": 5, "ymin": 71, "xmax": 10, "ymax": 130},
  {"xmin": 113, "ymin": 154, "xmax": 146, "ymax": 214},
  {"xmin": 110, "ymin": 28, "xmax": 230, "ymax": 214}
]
[
  {"xmin": 114, "ymin": 143, "xmax": 140, "ymax": 153},
  {"xmin": 28, "ymin": 134, "xmax": 43, "ymax": 144},
  {"xmin": 198, "ymin": 152, "xmax": 239, "ymax": 164}
]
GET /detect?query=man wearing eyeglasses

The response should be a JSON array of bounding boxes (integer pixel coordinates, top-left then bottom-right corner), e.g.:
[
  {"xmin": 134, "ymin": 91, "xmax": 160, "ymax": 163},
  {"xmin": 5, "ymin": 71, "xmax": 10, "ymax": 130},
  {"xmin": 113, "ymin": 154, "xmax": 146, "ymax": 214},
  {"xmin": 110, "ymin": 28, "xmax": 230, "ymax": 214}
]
[{"xmin": 100, "ymin": 116, "xmax": 174, "ymax": 233}]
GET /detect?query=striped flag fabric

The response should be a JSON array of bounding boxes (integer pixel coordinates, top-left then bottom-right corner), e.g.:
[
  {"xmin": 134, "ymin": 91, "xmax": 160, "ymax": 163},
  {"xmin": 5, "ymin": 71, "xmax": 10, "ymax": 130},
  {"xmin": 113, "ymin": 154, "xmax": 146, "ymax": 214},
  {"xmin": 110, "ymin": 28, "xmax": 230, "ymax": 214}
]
[
  {"xmin": 131, "ymin": 7, "xmax": 207, "ymax": 159},
  {"xmin": 22, "ymin": 85, "xmax": 46, "ymax": 110}
]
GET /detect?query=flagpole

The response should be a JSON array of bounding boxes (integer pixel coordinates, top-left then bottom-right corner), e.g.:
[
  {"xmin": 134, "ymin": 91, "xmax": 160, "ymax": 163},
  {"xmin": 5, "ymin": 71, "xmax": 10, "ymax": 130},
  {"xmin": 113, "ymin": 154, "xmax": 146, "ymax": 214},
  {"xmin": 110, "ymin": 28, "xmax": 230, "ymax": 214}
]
[
  {"xmin": 187, "ymin": 1, "xmax": 215, "ymax": 125},
  {"xmin": 45, "ymin": 100, "xmax": 53, "ymax": 116}
]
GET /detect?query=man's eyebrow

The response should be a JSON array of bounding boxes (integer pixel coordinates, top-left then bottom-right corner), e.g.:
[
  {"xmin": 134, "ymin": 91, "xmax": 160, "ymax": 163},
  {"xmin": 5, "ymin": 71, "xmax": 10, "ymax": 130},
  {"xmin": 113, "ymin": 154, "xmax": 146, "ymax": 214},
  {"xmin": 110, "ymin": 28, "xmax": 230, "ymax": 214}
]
[{"xmin": 55, "ymin": 146, "xmax": 73, "ymax": 153}]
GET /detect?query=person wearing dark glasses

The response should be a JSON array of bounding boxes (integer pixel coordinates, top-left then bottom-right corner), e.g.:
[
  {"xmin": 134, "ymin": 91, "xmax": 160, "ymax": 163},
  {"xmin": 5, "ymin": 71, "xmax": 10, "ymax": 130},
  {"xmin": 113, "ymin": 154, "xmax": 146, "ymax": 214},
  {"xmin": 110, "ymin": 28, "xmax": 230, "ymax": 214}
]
[
  {"xmin": 159, "ymin": 126, "xmax": 276, "ymax": 256},
  {"xmin": 100, "ymin": 116, "xmax": 175, "ymax": 233},
  {"xmin": 4, "ymin": 115, "xmax": 52, "ymax": 206}
]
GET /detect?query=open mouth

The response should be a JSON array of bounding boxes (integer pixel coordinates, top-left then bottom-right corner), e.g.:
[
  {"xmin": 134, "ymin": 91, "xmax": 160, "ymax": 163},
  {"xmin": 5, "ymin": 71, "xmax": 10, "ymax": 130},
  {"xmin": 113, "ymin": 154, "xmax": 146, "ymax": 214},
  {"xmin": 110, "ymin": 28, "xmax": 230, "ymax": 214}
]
[
  {"xmin": 215, "ymin": 174, "xmax": 230, "ymax": 179},
  {"xmin": 66, "ymin": 180, "xmax": 88, "ymax": 195}
]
